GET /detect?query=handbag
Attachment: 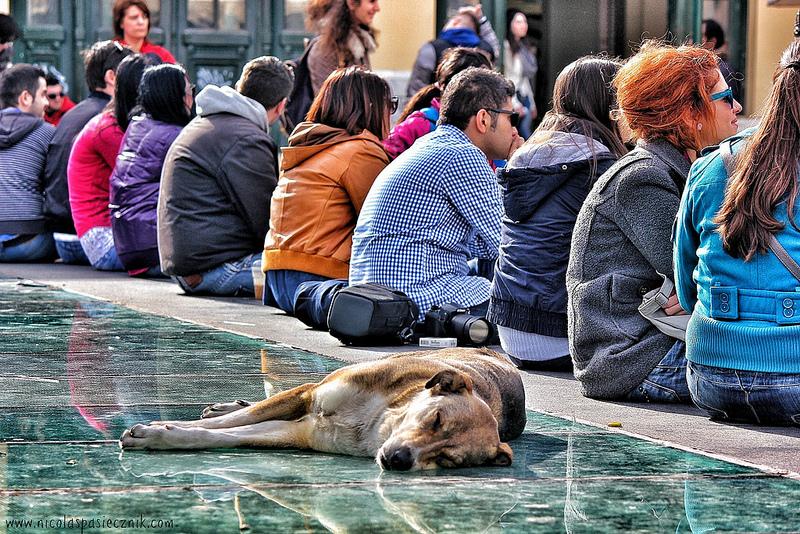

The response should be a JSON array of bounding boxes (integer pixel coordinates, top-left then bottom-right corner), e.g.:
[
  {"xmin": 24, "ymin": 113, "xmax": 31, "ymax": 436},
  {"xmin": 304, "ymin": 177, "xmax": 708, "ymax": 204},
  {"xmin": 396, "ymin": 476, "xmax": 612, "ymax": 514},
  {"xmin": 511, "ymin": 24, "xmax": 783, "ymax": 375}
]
[
  {"xmin": 638, "ymin": 273, "xmax": 689, "ymax": 341},
  {"xmin": 327, "ymin": 283, "xmax": 419, "ymax": 345}
]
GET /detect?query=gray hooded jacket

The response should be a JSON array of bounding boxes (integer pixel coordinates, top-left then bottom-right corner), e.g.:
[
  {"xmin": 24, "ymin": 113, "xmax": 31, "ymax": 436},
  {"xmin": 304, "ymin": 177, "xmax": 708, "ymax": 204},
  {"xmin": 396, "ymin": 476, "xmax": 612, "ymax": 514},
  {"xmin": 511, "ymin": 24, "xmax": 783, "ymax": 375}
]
[
  {"xmin": 157, "ymin": 85, "xmax": 277, "ymax": 275},
  {"xmin": 566, "ymin": 138, "xmax": 690, "ymax": 399}
]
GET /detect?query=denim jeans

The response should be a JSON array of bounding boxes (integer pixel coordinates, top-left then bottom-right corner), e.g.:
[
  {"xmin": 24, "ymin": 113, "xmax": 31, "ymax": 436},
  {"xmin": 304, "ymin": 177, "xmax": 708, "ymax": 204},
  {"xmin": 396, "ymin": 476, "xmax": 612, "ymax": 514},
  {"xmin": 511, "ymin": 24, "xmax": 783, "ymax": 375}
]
[
  {"xmin": 624, "ymin": 341, "xmax": 691, "ymax": 403},
  {"xmin": 53, "ymin": 233, "xmax": 89, "ymax": 265},
  {"xmin": 175, "ymin": 253, "xmax": 257, "ymax": 297},
  {"xmin": 264, "ymin": 269, "xmax": 330, "ymax": 313},
  {"xmin": 274, "ymin": 273, "xmax": 347, "ymax": 330},
  {"xmin": 688, "ymin": 361, "xmax": 800, "ymax": 426},
  {"xmin": 79, "ymin": 227, "xmax": 124, "ymax": 271},
  {"xmin": 0, "ymin": 233, "xmax": 56, "ymax": 262}
]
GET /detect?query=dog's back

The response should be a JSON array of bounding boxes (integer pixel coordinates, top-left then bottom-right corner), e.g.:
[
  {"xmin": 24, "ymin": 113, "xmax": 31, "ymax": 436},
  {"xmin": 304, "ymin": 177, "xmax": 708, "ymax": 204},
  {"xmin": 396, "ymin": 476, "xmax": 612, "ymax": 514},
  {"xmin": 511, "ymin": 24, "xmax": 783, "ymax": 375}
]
[{"xmin": 385, "ymin": 348, "xmax": 526, "ymax": 441}]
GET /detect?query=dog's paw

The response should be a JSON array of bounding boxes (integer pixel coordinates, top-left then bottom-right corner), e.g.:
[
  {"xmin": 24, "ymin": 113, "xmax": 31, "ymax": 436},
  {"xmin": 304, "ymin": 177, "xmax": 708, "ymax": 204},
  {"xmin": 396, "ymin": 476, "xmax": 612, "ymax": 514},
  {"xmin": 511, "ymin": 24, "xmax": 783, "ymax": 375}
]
[
  {"xmin": 201, "ymin": 399, "xmax": 251, "ymax": 419},
  {"xmin": 119, "ymin": 423, "xmax": 200, "ymax": 450}
]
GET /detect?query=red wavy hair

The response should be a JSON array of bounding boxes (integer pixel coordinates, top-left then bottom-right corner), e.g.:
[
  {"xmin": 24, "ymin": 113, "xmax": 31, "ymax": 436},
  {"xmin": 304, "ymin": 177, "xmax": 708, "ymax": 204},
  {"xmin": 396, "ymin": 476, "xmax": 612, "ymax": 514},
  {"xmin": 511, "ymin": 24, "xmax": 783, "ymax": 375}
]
[{"xmin": 614, "ymin": 41, "xmax": 719, "ymax": 151}]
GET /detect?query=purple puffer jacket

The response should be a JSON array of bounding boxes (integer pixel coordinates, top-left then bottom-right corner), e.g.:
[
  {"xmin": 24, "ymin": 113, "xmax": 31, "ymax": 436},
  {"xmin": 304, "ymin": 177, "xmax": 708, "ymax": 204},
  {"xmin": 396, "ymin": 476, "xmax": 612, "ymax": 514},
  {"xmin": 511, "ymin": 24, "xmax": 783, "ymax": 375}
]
[{"xmin": 110, "ymin": 115, "xmax": 183, "ymax": 272}]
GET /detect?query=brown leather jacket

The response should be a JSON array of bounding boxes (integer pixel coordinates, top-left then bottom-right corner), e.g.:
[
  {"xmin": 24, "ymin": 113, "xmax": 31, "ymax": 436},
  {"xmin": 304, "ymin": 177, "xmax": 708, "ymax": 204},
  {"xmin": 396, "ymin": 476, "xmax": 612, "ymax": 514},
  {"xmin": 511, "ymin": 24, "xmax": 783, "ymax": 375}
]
[{"xmin": 263, "ymin": 122, "xmax": 389, "ymax": 279}]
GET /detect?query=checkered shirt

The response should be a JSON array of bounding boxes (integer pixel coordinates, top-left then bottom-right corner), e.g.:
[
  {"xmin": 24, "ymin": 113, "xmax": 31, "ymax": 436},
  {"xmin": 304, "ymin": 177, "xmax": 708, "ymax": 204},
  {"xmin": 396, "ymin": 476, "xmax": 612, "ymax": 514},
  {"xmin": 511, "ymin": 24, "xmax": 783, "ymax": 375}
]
[{"xmin": 349, "ymin": 124, "xmax": 502, "ymax": 318}]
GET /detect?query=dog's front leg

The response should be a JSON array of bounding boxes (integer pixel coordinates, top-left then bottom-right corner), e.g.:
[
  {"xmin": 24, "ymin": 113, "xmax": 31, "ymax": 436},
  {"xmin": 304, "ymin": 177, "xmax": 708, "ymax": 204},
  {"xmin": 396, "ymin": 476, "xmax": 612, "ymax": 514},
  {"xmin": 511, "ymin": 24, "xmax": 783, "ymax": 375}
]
[
  {"xmin": 120, "ymin": 418, "xmax": 314, "ymax": 450},
  {"xmin": 150, "ymin": 383, "xmax": 317, "ymax": 430}
]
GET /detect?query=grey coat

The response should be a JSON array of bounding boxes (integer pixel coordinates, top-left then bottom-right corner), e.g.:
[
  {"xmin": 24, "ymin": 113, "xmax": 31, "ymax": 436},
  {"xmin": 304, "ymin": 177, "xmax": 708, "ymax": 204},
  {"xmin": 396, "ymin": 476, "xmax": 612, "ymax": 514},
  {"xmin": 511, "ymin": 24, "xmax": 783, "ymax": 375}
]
[{"xmin": 566, "ymin": 138, "xmax": 690, "ymax": 399}]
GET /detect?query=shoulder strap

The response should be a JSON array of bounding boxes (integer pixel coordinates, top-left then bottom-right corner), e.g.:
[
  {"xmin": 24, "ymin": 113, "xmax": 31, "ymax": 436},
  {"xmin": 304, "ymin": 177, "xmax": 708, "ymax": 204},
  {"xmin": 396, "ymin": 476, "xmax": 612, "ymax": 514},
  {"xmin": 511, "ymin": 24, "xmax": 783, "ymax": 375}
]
[
  {"xmin": 722, "ymin": 140, "xmax": 800, "ymax": 283},
  {"xmin": 769, "ymin": 236, "xmax": 800, "ymax": 283},
  {"xmin": 719, "ymin": 140, "xmax": 735, "ymax": 176}
]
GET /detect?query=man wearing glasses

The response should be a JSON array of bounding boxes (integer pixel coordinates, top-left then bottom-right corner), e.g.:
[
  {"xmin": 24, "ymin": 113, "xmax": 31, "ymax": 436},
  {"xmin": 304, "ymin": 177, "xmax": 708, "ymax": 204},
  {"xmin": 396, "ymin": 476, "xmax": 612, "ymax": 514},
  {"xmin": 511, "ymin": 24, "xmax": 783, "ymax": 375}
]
[
  {"xmin": 43, "ymin": 70, "xmax": 76, "ymax": 127},
  {"xmin": 350, "ymin": 67, "xmax": 520, "ymax": 323}
]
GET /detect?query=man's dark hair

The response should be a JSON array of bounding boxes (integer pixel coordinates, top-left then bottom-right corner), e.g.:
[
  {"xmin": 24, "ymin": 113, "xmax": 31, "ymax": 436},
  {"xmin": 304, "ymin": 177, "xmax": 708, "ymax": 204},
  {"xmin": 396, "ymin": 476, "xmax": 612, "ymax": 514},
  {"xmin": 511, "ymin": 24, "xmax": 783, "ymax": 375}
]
[
  {"xmin": 236, "ymin": 56, "xmax": 294, "ymax": 111},
  {"xmin": 0, "ymin": 64, "xmax": 44, "ymax": 108},
  {"xmin": 136, "ymin": 63, "xmax": 192, "ymax": 126},
  {"xmin": 0, "ymin": 14, "xmax": 21, "ymax": 44},
  {"xmin": 82, "ymin": 40, "xmax": 133, "ymax": 92},
  {"xmin": 702, "ymin": 19, "xmax": 725, "ymax": 50},
  {"xmin": 45, "ymin": 73, "xmax": 61, "ymax": 86},
  {"xmin": 439, "ymin": 67, "xmax": 515, "ymax": 130}
]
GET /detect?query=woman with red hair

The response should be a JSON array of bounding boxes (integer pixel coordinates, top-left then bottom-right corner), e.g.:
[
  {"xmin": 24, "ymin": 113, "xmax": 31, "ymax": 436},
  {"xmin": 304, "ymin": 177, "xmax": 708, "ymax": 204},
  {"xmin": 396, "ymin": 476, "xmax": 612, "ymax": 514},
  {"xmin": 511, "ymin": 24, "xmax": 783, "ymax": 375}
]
[{"xmin": 566, "ymin": 41, "xmax": 741, "ymax": 402}]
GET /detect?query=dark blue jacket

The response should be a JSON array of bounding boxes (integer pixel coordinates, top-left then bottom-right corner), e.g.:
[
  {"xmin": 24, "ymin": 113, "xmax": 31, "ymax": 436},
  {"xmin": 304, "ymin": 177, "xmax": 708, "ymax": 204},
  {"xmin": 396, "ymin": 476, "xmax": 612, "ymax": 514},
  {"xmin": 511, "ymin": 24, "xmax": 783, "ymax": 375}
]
[
  {"xmin": 488, "ymin": 132, "xmax": 617, "ymax": 336},
  {"xmin": 110, "ymin": 115, "xmax": 183, "ymax": 271}
]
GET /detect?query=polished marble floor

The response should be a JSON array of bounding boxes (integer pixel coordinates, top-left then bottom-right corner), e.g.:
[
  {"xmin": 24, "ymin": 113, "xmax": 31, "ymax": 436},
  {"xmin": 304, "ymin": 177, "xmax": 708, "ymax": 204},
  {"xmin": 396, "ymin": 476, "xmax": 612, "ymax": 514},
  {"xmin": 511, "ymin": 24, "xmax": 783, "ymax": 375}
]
[{"xmin": 1, "ymin": 279, "xmax": 799, "ymax": 533}]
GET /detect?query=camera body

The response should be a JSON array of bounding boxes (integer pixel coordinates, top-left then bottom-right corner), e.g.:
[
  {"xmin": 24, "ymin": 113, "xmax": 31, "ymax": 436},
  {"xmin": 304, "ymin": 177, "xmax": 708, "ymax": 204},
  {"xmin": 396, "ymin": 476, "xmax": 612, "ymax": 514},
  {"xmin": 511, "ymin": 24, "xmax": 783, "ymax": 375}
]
[{"xmin": 424, "ymin": 303, "xmax": 494, "ymax": 345}]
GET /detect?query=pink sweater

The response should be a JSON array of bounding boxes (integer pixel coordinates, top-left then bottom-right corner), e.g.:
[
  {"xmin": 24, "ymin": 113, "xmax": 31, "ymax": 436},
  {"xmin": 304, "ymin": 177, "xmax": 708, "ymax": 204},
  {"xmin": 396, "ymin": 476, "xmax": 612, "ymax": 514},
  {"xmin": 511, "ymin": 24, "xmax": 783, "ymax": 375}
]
[
  {"xmin": 67, "ymin": 112, "xmax": 124, "ymax": 237},
  {"xmin": 383, "ymin": 98, "xmax": 440, "ymax": 160}
]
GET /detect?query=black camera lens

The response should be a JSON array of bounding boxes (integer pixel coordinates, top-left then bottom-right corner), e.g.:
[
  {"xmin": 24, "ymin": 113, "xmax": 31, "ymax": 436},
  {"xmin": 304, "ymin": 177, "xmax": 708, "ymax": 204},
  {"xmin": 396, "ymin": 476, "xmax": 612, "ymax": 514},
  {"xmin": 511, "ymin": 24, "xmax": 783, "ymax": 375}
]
[{"xmin": 450, "ymin": 314, "xmax": 492, "ymax": 345}]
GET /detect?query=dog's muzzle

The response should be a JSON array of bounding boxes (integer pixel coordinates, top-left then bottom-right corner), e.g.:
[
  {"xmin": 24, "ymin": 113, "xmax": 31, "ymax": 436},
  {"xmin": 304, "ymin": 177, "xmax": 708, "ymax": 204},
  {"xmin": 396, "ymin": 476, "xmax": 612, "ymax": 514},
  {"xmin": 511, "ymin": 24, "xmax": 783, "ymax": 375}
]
[{"xmin": 379, "ymin": 446, "xmax": 414, "ymax": 471}]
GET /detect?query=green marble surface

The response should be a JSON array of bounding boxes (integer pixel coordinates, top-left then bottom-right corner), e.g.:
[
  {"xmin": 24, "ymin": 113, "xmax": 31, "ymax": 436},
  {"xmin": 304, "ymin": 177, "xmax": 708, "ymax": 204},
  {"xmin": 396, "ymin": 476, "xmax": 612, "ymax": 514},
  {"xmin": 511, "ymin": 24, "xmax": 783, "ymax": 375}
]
[{"xmin": 1, "ymin": 280, "xmax": 798, "ymax": 533}]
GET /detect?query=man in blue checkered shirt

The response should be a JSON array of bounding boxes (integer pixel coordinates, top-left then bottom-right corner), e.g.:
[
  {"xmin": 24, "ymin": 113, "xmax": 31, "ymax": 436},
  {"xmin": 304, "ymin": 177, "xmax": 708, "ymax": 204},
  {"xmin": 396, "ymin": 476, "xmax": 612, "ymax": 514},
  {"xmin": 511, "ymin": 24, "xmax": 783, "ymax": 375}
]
[{"xmin": 350, "ymin": 67, "xmax": 520, "ymax": 319}]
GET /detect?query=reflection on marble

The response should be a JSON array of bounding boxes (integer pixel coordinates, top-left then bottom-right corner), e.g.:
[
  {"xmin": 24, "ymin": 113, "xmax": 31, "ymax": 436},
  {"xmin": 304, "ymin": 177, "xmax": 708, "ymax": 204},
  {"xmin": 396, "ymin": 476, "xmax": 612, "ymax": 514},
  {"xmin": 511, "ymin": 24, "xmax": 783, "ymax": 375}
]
[{"xmin": 2, "ymin": 280, "xmax": 800, "ymax": 533}]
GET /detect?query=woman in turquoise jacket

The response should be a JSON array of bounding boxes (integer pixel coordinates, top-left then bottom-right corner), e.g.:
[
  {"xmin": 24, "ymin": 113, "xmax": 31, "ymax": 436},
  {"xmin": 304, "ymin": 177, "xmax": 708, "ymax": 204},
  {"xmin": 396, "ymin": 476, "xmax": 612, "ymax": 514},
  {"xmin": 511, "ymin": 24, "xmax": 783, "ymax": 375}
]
[{"xmin": 674, "ymin": 41, "xmax": 800, "ymax": 425}]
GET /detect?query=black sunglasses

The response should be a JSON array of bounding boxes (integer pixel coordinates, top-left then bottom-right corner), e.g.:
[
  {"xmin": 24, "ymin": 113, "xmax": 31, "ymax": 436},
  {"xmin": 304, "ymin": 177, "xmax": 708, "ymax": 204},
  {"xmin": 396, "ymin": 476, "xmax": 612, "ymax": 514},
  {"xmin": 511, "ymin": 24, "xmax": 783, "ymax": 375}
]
[
  {"xmin": 486, "ymin": 108, "xmax": 520, "ymax": 129},
  {"xmin": 47, "ymin": 92, "xmax": 65, "ymax": 100},
  {"xmin": 390, "ymin": 95, "xmax": 399, "ymax": 114}
]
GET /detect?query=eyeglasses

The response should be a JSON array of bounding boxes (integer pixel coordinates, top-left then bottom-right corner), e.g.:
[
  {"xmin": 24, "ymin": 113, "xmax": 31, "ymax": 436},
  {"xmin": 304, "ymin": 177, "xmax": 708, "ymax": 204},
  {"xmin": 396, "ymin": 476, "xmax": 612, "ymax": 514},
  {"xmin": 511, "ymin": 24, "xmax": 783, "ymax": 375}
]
[
  {"xmin": 390, "ymin": 95, "xmax": 399, "ymax": 114},
  {"xmin": 47, "ymin": 92, "xmax": 65, "ymax": 100},
  {"xmin": 710, "ymin": 87, "xmax": 735, "ymax": 109},
  {"xmin": 486, "ymin": 108, "xmax": 521, "ymax": 129}
]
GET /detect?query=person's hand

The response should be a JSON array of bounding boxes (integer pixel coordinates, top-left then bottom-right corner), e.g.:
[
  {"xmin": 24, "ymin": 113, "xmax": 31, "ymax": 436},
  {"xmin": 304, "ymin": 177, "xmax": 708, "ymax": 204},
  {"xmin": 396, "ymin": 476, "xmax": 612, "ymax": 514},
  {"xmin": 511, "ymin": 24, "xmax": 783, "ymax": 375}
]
[
  {"xmin": 507, "ymin": 133, "xmax": 523, "ymax": 160},
  {"xmin": 662, "ymin": 291, "xmax": 687, "ymax": 316},
  {"xmin": 459, "ymin": 3, "xmax": 483, "ymax": 20}
]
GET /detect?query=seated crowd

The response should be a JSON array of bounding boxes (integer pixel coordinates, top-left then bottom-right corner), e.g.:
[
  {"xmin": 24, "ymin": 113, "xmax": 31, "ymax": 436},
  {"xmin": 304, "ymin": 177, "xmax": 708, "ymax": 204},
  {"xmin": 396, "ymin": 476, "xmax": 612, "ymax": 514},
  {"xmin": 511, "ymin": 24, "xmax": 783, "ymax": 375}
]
[{"xmin": 2, "ymin": 27, "xmax": 799, "ymax": 428}]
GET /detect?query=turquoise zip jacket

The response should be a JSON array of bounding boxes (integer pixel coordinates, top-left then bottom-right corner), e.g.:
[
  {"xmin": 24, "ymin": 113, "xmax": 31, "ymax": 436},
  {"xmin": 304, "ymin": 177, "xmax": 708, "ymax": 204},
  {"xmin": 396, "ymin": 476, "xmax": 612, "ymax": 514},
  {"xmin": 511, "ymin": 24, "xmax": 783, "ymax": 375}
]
[{"xmin": 674, "ymin": 129, "xmax": 800, "ymax": 373}]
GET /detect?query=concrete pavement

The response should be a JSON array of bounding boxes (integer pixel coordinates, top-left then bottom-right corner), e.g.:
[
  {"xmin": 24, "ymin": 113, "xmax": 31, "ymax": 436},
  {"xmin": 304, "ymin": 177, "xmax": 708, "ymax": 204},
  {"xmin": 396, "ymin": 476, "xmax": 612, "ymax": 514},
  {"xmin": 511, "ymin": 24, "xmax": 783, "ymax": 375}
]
[{"xmin": 2, "ymin": 262, "xmax": 798, "ymax": 476}]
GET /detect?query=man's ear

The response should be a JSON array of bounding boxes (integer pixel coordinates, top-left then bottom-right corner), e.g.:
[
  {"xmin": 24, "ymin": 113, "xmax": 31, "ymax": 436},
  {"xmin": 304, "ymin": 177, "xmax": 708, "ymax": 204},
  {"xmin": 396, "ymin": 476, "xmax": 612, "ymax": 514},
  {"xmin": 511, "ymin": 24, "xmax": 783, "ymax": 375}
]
[
  {"xmin": 473, "ymin": 109, "xmax": 490, "ymax": 134},
  {"xmin": 425, "ymin": 370, "xmax": 474, "ymax": 395},
  {"xmin": 104, "ymin": 69, "xmax": 116, "ymax": 89},
  {"xmin": 487, "ymin": 442, "xmax": 513, "ymax": 466},
  {"xmin": 16, "ymin": 90, "xmax": 33, "ymax": 111}
]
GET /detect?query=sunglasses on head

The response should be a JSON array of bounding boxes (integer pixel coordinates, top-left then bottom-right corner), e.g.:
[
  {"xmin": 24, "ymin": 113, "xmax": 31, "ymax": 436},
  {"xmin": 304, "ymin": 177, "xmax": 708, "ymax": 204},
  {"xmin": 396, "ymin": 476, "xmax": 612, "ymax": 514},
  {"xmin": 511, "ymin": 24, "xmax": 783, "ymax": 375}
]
[
  {"xmin": 711, "ymin": 87, "xmax": 734, "ymax": 109},
  {"xmin": 486, "ymin": 108, "xmax": 521, "ymax": 129},
  {"xmin": 47, "ymin": 92, "xmax": 65, "ymax": 100}
]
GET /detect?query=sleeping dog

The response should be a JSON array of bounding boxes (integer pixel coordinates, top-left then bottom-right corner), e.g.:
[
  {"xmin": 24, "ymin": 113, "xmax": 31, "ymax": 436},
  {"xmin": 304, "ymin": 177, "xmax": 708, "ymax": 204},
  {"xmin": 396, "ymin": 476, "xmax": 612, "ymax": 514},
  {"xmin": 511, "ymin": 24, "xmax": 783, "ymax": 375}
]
[{"xmin": 120, "ymin": 348, "xmax": 526, "ymax": 470}]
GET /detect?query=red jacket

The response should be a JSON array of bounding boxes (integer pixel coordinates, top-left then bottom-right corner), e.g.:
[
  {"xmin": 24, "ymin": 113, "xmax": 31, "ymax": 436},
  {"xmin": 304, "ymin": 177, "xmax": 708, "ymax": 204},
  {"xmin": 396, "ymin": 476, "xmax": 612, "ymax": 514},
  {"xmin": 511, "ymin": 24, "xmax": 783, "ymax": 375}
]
[
  {"xmin": 67, "ymin": 112, "xmax": 124, "ymax": 237},
  {"xmin": 115, "ymin": 38, "xmax": 175, "ymax": 64}
]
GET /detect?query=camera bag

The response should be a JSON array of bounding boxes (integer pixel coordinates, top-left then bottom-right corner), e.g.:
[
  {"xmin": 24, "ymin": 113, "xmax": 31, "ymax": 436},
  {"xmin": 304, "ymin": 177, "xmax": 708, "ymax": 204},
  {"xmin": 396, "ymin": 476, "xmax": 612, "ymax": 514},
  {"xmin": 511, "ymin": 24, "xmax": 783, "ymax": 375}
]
[{"xmin": 327, "ymin": 283, "xmax": 419, "ymax": 345}]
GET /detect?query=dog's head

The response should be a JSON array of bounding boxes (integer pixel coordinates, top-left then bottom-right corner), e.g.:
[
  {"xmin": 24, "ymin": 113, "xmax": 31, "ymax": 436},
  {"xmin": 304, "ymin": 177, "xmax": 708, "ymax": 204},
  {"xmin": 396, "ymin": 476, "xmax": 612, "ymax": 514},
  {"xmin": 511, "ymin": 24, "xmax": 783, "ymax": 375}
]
[{"xmin": 377, "ymin": 369, "xmax": 513, "ymax": 471}]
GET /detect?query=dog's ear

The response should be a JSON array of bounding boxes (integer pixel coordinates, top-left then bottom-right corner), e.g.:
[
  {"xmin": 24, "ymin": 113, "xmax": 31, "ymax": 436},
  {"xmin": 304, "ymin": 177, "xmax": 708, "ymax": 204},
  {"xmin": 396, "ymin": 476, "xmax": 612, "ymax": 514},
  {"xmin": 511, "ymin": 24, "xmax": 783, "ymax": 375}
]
[
  {"xmin": 425, "ymin": 370, "xmax": 474, "ymax": 395},
  {"xmin": 487, "ymin": 442, "xmax": 513, "ymax": 466}
]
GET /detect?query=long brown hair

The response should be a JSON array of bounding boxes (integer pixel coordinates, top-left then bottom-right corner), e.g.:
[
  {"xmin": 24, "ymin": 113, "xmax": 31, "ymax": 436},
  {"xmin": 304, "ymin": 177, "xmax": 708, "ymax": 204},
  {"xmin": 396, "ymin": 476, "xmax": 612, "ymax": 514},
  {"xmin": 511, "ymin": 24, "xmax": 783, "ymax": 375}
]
[
  {"xmin": 531, "ymin": 55, "xmax": 627, "ymax": 172},
  {"xmin": 715, "ymin": 41, "xmax": 800, "ymax": 260},
  {"xmin": 306, "ymin": 66, "xmax": 392, "ymax": 139},
  {"xmin": 307, "ymin": 0, "xmax": 374, "ymax": 64}
]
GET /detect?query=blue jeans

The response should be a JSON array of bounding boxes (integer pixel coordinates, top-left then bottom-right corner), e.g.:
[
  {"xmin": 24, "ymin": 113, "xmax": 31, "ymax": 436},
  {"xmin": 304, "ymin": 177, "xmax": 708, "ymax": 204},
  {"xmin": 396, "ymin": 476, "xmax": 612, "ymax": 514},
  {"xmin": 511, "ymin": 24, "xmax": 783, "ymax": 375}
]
[
  {"xmin": 688, "ymin": 361, "xmax": 800, "ymax": 426},
  {"xmin": 265, "ymin": 270, "xmax": 346, "ymax": 330},
  {"xmin": 79, "ymin": 227, "xmax": 124, "ymax": 271},
  {"xmin": 0, "ymin": 233, "xmax": 56, "ymax": 262},
  {"xmin": 264, "ymin": 269, "xmax": 330, "ymax": 313},
  {"xmin": 175, "ymin": 253, "xmax": 257, "ymax": 297},
  {"xmin": 53, "ymin": 233, "xmax": 89, "ymax": 265},
  {"xmin": 624, "ymin": 341, "xmax": 691, "ymax": 403}
]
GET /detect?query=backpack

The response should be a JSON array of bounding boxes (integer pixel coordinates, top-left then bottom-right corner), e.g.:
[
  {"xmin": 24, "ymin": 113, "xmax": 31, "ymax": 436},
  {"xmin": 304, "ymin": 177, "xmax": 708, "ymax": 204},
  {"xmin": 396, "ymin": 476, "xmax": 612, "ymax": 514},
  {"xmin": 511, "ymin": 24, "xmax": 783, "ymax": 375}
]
[
  {"xmin": 283, "ymin": 37, "xmax": 319, "ymax": 133},
  {"xmin": 327, "ymin": 283, "xmax": 419, "ymax": 345}
]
